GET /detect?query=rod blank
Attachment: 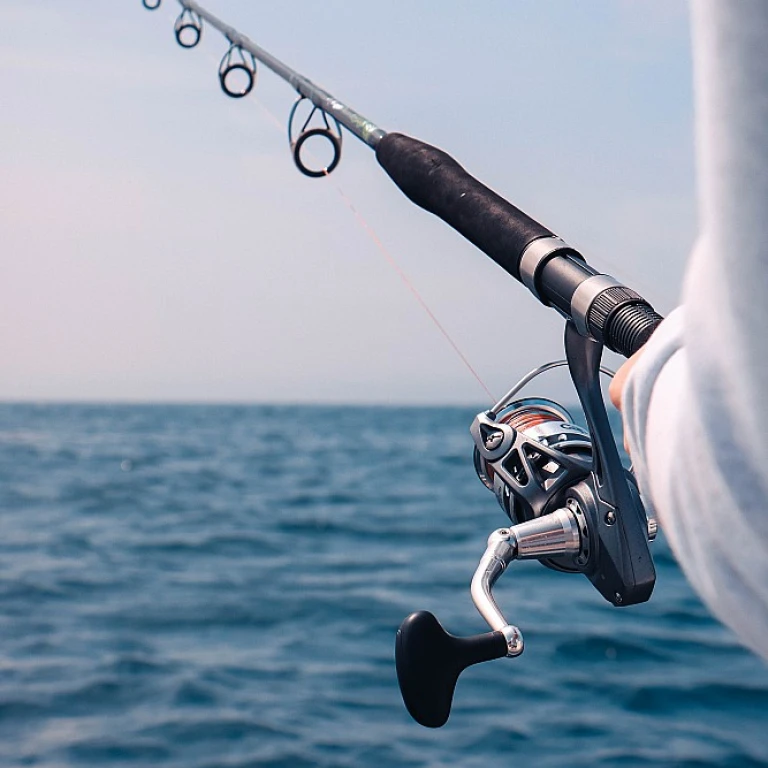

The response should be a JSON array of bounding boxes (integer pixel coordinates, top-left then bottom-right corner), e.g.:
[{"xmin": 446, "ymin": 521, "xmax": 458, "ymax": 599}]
[{"xmin": 176, "ymin": 0, "xmax": 386, "ymax": 148}]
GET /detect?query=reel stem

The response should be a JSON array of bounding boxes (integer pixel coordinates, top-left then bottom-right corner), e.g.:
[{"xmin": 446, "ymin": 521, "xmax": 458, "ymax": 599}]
[{"xmin": 471, "ymin": 508, "xmax": 582, "ymax": 654}]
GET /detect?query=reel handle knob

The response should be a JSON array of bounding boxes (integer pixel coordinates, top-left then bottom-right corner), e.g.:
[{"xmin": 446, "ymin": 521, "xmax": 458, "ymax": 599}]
[{"xmin": 395, "ymin": 611, "xmax": 508, "ymax": 728}]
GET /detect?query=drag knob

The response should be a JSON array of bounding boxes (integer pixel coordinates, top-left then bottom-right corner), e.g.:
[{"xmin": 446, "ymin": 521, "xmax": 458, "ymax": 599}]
[{"xmin": 395, "ymin": 611, "xmax": 508, "ymax": 727}]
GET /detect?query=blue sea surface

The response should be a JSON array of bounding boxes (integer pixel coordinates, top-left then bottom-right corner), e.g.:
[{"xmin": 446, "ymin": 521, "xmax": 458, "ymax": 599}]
[{"xmin": 1, "ymin": 403, "xmax": 766, "ymax": 768}]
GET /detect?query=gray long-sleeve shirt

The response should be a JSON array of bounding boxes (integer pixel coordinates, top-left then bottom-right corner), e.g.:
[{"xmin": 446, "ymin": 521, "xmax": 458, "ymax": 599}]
[{"xmin": 622, "ymin": 0, "xmax": 768, "ymax": 661}]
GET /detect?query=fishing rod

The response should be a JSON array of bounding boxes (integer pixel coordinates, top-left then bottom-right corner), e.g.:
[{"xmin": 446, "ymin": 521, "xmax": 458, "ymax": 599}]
[{"xmin": 143, "ymin": 0, "xmax": 663, "ymax": 728}]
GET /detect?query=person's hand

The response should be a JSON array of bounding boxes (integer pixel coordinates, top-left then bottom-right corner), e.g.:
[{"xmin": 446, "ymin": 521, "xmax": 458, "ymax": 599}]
[
  {"xmin": 608, "ymin": 348, "xmax": 645, "ymax": 412},
  {"xmin": 608, "ymin": 348, "xmax": 645, "ymax": 456}
]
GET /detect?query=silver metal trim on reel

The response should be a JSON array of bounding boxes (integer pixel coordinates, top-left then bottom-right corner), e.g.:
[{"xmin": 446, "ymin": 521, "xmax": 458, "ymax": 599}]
[
  {"xmin": 519, "ymin": 236, "xmax": 575, "ymax": 302},
  {"xmin": 570, "ymin": 274, "xmax": 624, "ymax": 337},
  {"xmin": 470, "ymin": 509, "xmax": 583, "ymax": 656}
]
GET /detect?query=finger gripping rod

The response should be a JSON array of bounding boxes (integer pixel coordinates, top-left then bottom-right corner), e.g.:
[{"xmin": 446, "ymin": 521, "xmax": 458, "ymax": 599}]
[{"xmin": 376, "ymin": 133, "xmax": 663, "ymax": 358}]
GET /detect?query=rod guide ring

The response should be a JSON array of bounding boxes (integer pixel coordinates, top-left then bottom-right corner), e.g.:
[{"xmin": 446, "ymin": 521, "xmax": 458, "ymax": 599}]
[
  {"xmin": 174, "ymin": 9, "xmax": 203, "ymax": 49},
  {"xmin": 219, "ymin": 44, "xmax": 257, "ymax": 98},
  {"xmin": 288, "ymin": 96, "xmax": 344, "ymax": 177},
  {"xmin": 293, "ymin": 128, "xmax": 342, "ymax": 178},
  {"xmin": 142, "ymin": 0, "xmax": 161, "ymax": 10}
]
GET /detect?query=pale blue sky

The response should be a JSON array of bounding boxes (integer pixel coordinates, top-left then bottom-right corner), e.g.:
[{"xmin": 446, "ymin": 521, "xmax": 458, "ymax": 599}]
[{"xmin": 0, "ymin": 1, "xmax": 694, "ymax": 404}]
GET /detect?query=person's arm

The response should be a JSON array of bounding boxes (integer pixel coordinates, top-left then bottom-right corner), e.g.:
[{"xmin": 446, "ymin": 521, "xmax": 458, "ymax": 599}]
[{"xmin": 613, "ymin": 0, "xmax": 768, "ymax": 661}]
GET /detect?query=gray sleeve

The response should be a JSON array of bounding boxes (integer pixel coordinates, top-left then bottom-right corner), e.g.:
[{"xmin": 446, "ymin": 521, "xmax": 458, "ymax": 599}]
[
  {"xmin": 623, "ymin": 308, "xmax": 768, "ymax": 661},
  {"xmin": 621, "ymin": 0, "xmax": 768, "ymax": 661}
]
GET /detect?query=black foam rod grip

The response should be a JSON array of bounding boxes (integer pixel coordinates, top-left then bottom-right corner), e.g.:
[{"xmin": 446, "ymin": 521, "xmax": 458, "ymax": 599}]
[
  {"xmin": 376, "ymin": 133, "xmax": 553, "ymax": 282},
  {"xmin": 396, "ymin": 611, "xmax": 508, "ymax": 728}
]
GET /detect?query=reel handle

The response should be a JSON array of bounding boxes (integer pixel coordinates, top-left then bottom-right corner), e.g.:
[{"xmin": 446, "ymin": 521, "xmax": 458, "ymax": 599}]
[
  {"xmin": 395, "ymin": 611, "xmax": 508, "ymax": 728},
  {"xmin": 397, "ymin": 513, "xmax": 581, "ymax": 728}
]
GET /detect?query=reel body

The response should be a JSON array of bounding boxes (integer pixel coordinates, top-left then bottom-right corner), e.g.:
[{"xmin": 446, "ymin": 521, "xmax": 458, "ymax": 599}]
[
  {"xmin": 473, "ymin": 398, "xmax": 591, "ymax": 522},
  {"xmin": 472, "ymin": 398, "xmax": 593, "ymax": 573},
  {"xmin": 474, "ymin": 326, "xmax": 656, "ymax": 599},
  {"xmin": 396, "ymin": 321, "xmax": 657, "ymax": 727}
]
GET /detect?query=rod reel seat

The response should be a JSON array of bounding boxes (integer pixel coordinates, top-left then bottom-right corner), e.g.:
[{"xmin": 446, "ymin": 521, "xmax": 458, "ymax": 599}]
[
  {"xmin": 219, "ymin": 44, "xmax": 257, "ymax": 98},
  {"xmin": 288, "ymin": 97, "xmax": 343, "ymax": 177},
  {"xmin": 174, "ymin": 8, "xmax": 203, "ymax": 49}
]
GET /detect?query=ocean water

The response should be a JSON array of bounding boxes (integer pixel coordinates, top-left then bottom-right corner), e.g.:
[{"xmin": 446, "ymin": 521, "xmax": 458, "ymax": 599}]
[{"xmin": 1, "ymin": 403, "xmax": 766, "ymax": 768}]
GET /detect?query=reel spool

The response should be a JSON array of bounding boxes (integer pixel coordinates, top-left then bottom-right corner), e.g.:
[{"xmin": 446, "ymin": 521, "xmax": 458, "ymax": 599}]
[
  {"xmin": 174, "ymin": 9, "xmax": 203, "ymax": 49},
  {"xmin": 288, "ymin": 97, "xmax": 343, "ymax": 177},
  {"xmin": 473, "ymin": 360, "xmax": 614, "ymax": 528},
  {"xmin": 474, "ymin": 397, "xmax": 592, "ymax": 523},
  {"xmin": 219, "ymin": 44, "xmax": 257, "ymax": 98}
]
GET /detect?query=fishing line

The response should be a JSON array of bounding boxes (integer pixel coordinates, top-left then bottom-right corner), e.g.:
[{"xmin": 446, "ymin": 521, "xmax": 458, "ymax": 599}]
[
  {"xmin": 328, "ymin": 183, "xmax": 497, "ymax": 403},
  {"xmin": 191, "ymin": 36, "xmax": 496, "ymax": 402}
]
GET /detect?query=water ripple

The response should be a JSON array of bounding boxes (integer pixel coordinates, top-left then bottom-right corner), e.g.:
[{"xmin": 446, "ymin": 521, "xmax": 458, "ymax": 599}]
[{"xmin": 0, "ymin": 403, "xmax": 766, "ymax": 767}]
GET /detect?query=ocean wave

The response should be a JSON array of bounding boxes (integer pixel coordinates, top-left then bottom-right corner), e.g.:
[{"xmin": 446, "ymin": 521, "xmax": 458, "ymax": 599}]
[{"xmin": 0, "ymin": 403, "xmax": 766, "ymax": 768}]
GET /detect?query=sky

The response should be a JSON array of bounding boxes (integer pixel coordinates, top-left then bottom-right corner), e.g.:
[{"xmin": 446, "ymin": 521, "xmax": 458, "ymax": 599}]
[{"xmin": 0, "ymin": 1, "xmax": 695, "ymax": 405}]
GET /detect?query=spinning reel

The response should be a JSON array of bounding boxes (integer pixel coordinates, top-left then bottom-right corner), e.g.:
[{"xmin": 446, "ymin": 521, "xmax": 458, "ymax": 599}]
[{"xmin": 396, "ymin": 322, "xmax": 657, "ymax": 728}]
